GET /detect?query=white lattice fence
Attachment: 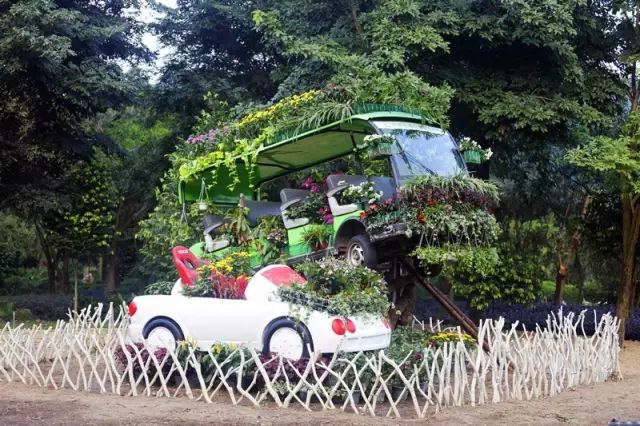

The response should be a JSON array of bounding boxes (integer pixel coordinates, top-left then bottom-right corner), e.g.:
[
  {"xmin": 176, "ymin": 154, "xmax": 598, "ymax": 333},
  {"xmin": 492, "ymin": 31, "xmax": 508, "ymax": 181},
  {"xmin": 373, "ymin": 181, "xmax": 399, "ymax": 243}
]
[{"xmin": 0, "ymin": 305, "xmax": 622, "ymax": 418}]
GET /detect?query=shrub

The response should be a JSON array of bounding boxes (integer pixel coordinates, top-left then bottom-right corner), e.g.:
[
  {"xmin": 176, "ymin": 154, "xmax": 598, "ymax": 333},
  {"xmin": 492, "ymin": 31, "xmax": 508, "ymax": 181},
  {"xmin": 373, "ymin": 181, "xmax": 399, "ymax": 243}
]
[
  {"xmin": 0, "ymin": 267, "xmax": 48, "ymax": 295},
  {"xmin": 144, "ymin": 281, "xmax": 175, "ymax": 295}
]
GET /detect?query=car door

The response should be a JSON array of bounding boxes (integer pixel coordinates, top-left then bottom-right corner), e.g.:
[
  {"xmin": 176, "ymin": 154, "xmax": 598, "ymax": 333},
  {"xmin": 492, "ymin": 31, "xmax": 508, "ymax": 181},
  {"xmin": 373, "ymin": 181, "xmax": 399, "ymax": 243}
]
[{"xmin": 179, "ymin": 296, "xmax": 274, "ymax": 348}]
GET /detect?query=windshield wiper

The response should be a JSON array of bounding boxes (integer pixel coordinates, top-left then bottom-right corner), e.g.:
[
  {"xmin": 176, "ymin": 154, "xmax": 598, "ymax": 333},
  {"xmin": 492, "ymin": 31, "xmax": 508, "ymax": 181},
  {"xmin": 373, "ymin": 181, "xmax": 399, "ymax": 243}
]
[{"xmin": 397, "ymin": 149, "xmax": 436, "ymax": 176}]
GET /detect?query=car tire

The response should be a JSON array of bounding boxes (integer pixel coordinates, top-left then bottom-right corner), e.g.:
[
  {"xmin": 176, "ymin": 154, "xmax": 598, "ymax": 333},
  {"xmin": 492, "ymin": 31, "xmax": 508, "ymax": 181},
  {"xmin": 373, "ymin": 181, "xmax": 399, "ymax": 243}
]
[
  {"xmin": 143, "ymin": 318, "xmax": 184, "ymax": 350},
  {"xmin": 263, "ymin": 318, "xmax": 312, "ymax": 360},
  {"xmin": 346, "ymin": 234, "xmax": 378, "ymax": 269}
]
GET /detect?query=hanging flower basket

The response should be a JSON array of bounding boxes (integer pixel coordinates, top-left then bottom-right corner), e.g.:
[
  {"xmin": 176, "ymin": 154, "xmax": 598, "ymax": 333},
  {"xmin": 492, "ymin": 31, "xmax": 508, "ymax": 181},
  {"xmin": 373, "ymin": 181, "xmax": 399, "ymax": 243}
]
[{"xmin": 462, "ymin": 150, "xmax": 482, "ymax": 164}]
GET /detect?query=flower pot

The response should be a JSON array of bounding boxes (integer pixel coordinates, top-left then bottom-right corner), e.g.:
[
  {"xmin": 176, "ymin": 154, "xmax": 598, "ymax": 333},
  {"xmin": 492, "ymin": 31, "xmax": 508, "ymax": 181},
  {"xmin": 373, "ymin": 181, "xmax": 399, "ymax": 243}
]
[
  {"xmin": 462, "ymin": 150, "xmax": 482, "ymax": 164},
  {"xmin": 391, "ymin": 384, "xmax": 408, "ymax": 401},
  {"xmin": 311, "ymin": 241, "xmax": 328, "ymax": 251},
  {"xmin": 198, "ymin": 201, "xmax": 209, "ymax": 211},
  {"xmin": 298, "ymin": 389, "xmax": 321, "ymax": 404}
]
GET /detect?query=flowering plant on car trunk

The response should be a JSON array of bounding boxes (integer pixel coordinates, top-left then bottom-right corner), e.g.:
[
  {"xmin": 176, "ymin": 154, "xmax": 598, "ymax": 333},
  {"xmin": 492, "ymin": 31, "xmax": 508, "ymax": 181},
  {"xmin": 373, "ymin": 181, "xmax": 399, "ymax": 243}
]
[{"xmin": 277, "ymin": 258, "xmax": 390, "ymax": 318}]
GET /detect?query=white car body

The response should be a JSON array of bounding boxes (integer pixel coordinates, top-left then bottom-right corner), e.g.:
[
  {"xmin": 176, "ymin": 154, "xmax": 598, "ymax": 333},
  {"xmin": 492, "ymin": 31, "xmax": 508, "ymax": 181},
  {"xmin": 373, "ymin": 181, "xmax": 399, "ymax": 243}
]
[{"xmin": 128, "ymin": 265, "xmax": 391, "ymax": 358}]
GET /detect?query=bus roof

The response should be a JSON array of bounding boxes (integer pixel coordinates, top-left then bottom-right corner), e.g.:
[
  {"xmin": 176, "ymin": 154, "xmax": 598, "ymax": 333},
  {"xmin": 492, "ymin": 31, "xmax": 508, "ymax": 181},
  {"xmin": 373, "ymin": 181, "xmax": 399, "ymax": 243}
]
[{"xmin": 179, "ymin": 108, "xmax": 427, "ymax": 205}]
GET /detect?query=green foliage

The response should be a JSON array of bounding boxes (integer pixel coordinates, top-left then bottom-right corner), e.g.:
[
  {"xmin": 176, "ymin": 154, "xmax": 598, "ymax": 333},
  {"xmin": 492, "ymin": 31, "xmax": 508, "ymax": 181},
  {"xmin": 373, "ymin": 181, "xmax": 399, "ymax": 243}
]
[
  {"xmin": 254, "ymin": 215, "xmax": 288, "ymax": 264},
  {"xmin": 286, "ymin": 192, "xmax": 327, "ymax": 225},
  {"xmin": 252, "ymin": 6, "xmax": 454, "ymax": 127},
  {"xmin": 566, "ymin": 110, "xmax": 640, "ymax": 193},
  {"xmin": 143, "ymin": 281, "xmax": 175, "ymax": 296},
  {"xmin": 414, "ymin": 217, "xmax": 556, "ymax": 310},
  {"xmin": 0, "ymin": 0, "xmax": 149, "ymax": 213},
  {"xmin": 301, "ymin": 225, "xmax": 333, "ymax": 250},
  {"xmin": 136, "ymin": 164, "xmax": 204, "ymax": 282},
  {"xmin": 0, "ymin": 213, "xmax": 38, "ymax": 279},
  {"xmin": 279, "ymin": 258, "xmax": 390, "ymax": 318},
  {"xmin": 1, "ymin": 268, "xmax": 48, "ymax": 296}
]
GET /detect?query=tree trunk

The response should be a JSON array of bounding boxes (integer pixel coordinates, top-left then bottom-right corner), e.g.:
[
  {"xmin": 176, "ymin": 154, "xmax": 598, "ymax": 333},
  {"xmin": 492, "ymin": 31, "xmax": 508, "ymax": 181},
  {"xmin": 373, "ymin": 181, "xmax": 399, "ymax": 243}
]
[
  {"xmin": 46, "ymin": 262, "xmax": 57, "ymax": 293},
  {"xmin": 616, "ymin": 192, "xmax": 640, "ymax": 341},
  {"xmin": 59, "ymin": 252, "xmax": 70, "ymax": 293},
  {"xmin": 104, "ymin": 252, "xmax": 119, "ymax": 295},
  {"xmin": 554, "ymin": 196, "xmax": 591, "ymax": 304},
  {"xmin": 34, "ymin": 221, "xmax": 57, "ymax": 293}
]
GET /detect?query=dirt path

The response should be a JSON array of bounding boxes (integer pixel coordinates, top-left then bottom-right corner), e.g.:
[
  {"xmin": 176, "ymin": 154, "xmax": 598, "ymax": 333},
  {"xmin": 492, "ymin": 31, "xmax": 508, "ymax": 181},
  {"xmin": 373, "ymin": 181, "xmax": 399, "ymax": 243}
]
[{"xmin": 1, "ymin": 341, "xmax": 639, "ymax": 425}]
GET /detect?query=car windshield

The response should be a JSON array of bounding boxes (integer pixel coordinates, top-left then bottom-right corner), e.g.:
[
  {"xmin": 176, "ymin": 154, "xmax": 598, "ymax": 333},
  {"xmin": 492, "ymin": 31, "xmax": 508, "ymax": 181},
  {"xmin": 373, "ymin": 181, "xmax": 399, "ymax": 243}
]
[{"xmin": 373, "ymin": 121, "xmax": 466, "ymax": 183}]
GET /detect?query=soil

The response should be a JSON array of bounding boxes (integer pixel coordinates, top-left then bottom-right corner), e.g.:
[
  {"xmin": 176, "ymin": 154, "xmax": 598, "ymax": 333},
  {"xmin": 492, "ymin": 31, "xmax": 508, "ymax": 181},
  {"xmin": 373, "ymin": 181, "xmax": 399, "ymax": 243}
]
[{"xmin": 1, "ymin": 341, "xmax": 640, "ymax": 425}]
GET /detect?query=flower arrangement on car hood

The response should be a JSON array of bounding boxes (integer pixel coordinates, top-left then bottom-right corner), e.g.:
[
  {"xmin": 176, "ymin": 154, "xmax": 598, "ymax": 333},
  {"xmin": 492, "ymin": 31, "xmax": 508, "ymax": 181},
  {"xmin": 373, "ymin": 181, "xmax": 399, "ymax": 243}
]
[{"xmin": 277, "ymin": 258, "xmax": 390, "ymax": 318}]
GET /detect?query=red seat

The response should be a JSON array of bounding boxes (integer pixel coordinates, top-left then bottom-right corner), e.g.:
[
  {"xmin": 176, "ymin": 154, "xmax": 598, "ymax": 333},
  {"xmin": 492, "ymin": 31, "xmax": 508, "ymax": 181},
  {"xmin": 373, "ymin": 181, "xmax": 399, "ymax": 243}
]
[{"xmin": 171, "ymin": 246, "xmax": 210, "ymax": 286}]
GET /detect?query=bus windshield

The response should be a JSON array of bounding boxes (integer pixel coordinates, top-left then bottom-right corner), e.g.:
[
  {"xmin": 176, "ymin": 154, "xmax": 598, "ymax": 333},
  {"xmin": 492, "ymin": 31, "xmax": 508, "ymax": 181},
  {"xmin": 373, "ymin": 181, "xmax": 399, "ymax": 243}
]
[{"xmin": 373, "ymin": 121, "xmax": 466, "ymax": 183}]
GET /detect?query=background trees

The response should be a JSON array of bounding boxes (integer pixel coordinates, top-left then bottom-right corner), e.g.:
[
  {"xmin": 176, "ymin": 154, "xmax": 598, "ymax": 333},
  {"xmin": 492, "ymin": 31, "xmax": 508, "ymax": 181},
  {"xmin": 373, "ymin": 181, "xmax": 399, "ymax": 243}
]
[{"xmin": 2, "ymin": 0, "xmax": 640, "ymax": 334}]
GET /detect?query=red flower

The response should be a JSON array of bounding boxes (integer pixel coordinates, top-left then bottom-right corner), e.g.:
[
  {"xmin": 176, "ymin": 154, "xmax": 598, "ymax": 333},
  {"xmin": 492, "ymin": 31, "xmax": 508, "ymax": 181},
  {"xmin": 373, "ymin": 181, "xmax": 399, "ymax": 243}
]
[
  {"xmin": 416, "ymin": 212, "xmax": 426, "ymax": 224},
  {"xmin": 360, "ymin": 211, "xmax": 368, "ymax": 220}
]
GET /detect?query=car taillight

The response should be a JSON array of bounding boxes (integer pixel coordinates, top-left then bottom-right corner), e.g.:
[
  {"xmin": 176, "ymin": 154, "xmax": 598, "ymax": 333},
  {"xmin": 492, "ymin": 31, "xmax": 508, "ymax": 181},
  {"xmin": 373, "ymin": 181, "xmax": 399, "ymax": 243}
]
[
  {"xmin": 128, "ymin": 300, "xmax": 137, "ymax": 317},
  {"xmin": 331, "ymin": 318, "xmax": 346, "ymax": 335},
  {"xmin": 345, "ymin": 318, "xmax": 356, "ymax": 333},
  {"xmin": 382, "ymin": 317, "xmax": 390, "ymax": 328}
]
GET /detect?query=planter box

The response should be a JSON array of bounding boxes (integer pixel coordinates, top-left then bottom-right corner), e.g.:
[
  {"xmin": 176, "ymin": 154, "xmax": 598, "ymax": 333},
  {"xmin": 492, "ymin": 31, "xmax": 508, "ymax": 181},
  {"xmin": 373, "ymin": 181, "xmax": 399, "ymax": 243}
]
[{"xmin": 462, "ymin": 150, "xmax": 482, "ymax": 164}]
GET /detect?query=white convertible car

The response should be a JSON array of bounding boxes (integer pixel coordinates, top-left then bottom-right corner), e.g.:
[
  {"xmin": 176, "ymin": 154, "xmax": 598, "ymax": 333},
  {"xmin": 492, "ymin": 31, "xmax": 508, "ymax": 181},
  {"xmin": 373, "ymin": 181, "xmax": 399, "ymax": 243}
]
[{"xmin": 127, "ymin": 247, "xmax": 391, "ymax": 360}]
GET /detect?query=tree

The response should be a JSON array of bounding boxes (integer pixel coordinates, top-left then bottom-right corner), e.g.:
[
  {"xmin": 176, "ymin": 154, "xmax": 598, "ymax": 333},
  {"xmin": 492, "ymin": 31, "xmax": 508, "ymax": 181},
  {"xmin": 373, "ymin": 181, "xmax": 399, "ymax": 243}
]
[
  {"xmin": 152, "ymin": 0, "xmax": 284, "ymax": 123},
  {"xmin": 0, "ymin": 0, "xmax": 149, "ymax": 291},
  {"xmin": 567, "ymin": 111, "xmax": 640, "ymax": 339}
]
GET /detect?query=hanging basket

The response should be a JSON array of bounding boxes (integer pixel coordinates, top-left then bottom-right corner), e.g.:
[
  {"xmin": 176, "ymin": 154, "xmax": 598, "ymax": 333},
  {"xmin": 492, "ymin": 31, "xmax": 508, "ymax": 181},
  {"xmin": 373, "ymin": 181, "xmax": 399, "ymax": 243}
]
[
  {"xmin": 366, "ymin": 141, "xmax": 393, "ymax": 160},
  {"xmin": 462, "ymin": 150, "xmax": 482, "ymax": 164}
]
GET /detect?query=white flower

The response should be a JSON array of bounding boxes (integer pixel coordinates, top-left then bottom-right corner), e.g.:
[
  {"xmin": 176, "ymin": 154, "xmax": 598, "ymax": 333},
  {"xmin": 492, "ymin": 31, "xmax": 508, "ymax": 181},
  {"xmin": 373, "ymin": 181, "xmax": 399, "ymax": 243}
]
[{"xmin": 485, "ymin": 148, "xmax": 493, "ymax": 159}]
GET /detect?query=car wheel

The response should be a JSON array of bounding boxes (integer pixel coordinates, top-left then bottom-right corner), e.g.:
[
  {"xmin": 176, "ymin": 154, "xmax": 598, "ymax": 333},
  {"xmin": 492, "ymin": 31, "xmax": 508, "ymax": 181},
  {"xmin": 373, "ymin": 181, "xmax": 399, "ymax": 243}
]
[
  {"xmin": 263, "ymin": 318, "xmax": 312, "ymax": 360},
  {"xmin": 346, "ymin": 234, "xmax": 378, "ymax": 269},
  {"xmin": 143, "ymin": 318, "xmax": 184, "ymax": 350}
]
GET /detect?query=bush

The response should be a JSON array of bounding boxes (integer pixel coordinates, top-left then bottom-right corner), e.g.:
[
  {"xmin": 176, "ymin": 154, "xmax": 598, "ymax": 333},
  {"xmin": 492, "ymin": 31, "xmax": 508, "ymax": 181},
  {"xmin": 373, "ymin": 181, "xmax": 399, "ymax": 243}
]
[
  {"xmin": 0, "ymin": 292, "xmax": 109, "ymax": 320},
  {"xmin": 582, "ymin": 280, "xmax": 611, "ymax": 304},
  {"xmin": 540, "ymin": 281, "xmax": 580, "ymax": 303},
  {"xmin": 415, "ymin": 299, "xmax": 640, "ymax": 341},
  {"xmin": 1, "ymin": 267, "xmax": 48, "ymax": 295}
]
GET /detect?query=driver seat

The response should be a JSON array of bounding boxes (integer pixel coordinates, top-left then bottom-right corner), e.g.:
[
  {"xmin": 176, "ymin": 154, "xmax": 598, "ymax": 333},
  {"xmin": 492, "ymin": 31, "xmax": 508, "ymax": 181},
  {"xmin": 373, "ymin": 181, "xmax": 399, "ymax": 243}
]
[{"xmin": 171, "ymin": 246, "xmax": 210, "ymax": 286}]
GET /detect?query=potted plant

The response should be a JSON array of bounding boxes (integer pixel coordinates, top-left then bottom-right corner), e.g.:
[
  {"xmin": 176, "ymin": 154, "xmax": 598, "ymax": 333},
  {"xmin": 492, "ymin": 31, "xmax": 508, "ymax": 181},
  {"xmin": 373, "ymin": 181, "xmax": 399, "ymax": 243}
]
[
  {"xmin": 336, "ymin": 181, "xmax": 382, "ymax": 206},
  {"xmin": 458, "ymin": 136, "xmax": 492, "ymax": 164},
  {"xmin": 301, "ymin": 225, "xmax": 332, "ymax": 251}
]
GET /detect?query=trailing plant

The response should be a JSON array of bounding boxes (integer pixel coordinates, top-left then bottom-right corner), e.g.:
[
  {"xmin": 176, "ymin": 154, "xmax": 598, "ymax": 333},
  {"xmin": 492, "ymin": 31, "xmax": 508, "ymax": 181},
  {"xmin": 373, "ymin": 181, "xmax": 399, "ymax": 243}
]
[
  {"xmin": 413, "ymin": 243, "xmax": 542, "ymax": 311},
  {"xmin": 399, "ymin": 173, "xmax": 499, "ymax": 209}
]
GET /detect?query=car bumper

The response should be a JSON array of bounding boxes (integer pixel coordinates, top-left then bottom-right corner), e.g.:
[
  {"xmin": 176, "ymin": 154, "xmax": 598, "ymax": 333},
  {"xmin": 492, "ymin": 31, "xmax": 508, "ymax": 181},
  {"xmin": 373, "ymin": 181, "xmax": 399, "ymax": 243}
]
[
  {"xmin": 127, "ymin": 323, "xmax": 144, "ymax": 343},
  {"xmin": 338, "ymin": 332, "xmax": 391, "ymax": 352}
]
